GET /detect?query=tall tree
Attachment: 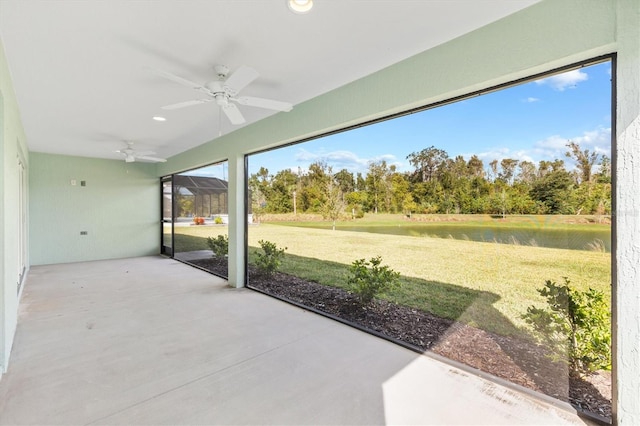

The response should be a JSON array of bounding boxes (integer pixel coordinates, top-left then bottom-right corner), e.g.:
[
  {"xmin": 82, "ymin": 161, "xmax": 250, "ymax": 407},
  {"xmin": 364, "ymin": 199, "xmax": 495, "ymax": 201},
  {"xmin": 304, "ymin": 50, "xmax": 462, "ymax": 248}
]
[
  {"xmin": 299, "ymin": 161, "xmax": 329, "ymax": 212},
  {"xmin": 517, "ymin": 161, "xmax": 537, "ymax": 185},
  {"xmin": 448, "ymin": 155, "xmax": 469, "ymax": 179},
  {"xmin": 334, "ymin": 168, "xmax": 355, "ymax": 194},
  {"xmin": 406, "ymin": 146, "xmax": 448, "ymax": 182},
  {"xmin": 488, "ymin": 159, "xmax": 499, "ymax": 182},
  {"xmin": 566, "ymin": 141, "xmax": 599, "ymax": 184},
  {"xmin": 390, "ymin": 172, "xmax": 411, "ymax": 214},
  {"xmin": 270, "ymin": 169, "xmax": 298, "ymax": 213},
  {"xmin": 355, "ymin": 172, "xmax": 366, "ymax": 191},
  {"xmin": 530, "ymin": 169, "xmax": 574, "ymax": 214},
  {"xmin": 248, "ymin": 167, "xmax": 272, "ymax": 218},
  {"xmin": 467, "ymin": 155, "xmax": 485, "ymax": 178},
  {"xmin": 596, "ymin": 155, "xmax": 611, "ymax": 184},
  {"xmin": 499, "ymin": 158, "xmax": 519, "ymax": 185},
  {"xmin": 321, "ymin": 166, "xmax": 346, "ymax": 230},
  {"xmin": 365, "ymin": 160, "xmax": 392, "ymax": 213}
]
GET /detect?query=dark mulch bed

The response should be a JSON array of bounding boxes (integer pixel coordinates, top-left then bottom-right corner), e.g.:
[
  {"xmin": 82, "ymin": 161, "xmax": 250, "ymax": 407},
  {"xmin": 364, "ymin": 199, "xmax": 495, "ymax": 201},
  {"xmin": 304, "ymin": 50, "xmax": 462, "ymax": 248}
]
[{"xmin": 189, "ymin": 257, "xmax": 611, "ymax": 421}]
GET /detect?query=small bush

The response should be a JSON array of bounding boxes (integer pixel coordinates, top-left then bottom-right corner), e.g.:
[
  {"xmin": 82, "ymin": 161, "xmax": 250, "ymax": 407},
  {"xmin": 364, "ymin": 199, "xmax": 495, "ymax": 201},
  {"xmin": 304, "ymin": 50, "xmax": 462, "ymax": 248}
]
[
  {"xmin": 347, "ymin": 256, "xmax": 401, "ymax": 305},
  {"xmin": 206, "ymin": 234, "xmax": 228, "ymax": 258},
  {"xmin": 214, "ymin": 216, "xmax": 224, "ymax": 225},
  {"xmin": 255, "ymin": 240, "xmax": 287, "ymax": 276},
  {"xmin": 522, "ymin": 277, "xmax": 611, "ymax": 375}
]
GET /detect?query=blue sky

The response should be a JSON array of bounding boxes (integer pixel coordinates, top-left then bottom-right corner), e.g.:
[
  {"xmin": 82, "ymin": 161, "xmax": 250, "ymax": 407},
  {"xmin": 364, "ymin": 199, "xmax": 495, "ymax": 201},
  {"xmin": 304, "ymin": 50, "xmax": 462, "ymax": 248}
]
[{"xmin": 247, "ymin": 60, "xmax": 612, "ymax": 177}]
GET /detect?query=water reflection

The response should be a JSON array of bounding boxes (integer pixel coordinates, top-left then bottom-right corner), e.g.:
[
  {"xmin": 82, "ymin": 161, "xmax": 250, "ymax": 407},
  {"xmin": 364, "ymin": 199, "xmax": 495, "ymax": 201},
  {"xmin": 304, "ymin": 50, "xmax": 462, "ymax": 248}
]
[{"xmin": 295, "ymin": 223, "xmax": 611, "ymax": 252}]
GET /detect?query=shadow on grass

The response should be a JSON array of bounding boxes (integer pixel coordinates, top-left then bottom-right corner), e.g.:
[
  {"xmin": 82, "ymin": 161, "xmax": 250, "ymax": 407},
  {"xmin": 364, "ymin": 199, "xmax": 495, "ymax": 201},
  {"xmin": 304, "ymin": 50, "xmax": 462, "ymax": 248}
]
[
  {"xmin": 253, "ymin": 251, "xmax": 515, "ymax": 333},
  {"xmin": 244, "ymin": 251, "xmax": 611, "ymax": 421},
  {"xmin": 172, "ymin": 233, "xmax": 210, "ymax": 253},
  {"xmin": 176, "ymin": 243, "xmax": 610, "ymax": 421}
]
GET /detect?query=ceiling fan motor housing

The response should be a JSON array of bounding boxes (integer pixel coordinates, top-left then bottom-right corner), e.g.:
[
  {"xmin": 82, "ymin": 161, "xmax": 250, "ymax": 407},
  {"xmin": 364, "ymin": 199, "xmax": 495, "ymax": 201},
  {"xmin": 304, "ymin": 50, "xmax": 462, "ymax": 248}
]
[
  {"xmin": 157, "ymin": 64, "xmax": 292, "ymax": 125},
  {"xmin": 205, "ymin": 80, "xmax": 224, "ymax": 93},
  {"xmin": 214, "ymin": 64, "xmax": 229, "ymax": 79}
]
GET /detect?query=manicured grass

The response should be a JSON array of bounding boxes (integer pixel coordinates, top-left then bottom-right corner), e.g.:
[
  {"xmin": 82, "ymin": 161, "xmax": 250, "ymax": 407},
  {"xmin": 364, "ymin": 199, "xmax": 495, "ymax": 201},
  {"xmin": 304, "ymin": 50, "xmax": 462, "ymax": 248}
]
[
  {"xmin": 171, "ymin": 220, "xmax": 611, "ymax": 337},
  {"xmin": 246, "ymin": 224, "xmax": 610, "ymax": 336},
  {"xmin": 267, "ymin": 213, "xmax": 611, "ymax": 232}
]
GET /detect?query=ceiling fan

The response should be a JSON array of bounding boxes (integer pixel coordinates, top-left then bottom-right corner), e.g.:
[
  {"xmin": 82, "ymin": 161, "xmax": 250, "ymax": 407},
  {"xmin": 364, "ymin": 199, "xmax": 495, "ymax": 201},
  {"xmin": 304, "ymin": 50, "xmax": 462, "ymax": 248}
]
[
  {"xmin": 115, "ymin": 142, "xmax": 166, "ymax": 163},
  {"xmin": 154, "ymin": 65, "xmax": 293, "ymax": 125}
]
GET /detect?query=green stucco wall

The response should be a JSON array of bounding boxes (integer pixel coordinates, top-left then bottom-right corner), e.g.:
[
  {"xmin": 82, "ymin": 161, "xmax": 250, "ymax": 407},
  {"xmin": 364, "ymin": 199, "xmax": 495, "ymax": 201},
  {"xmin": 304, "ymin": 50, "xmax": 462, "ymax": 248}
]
[
  {"xmin": 29, "ymin": 153, "xmax": 159, "ymax": 265},
  {"xmin": 0, "ymin": 33, "xmax": 29, "ymax": 374}
]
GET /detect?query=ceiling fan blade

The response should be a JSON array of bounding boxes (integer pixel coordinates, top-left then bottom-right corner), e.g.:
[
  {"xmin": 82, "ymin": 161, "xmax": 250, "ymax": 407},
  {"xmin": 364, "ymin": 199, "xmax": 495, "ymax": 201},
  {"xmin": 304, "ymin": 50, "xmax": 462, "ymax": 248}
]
[
  {"xmin": 133, "ymin": 150, "xmax": 156, "ymax": 156},
  {"xmin": 136, "ymin": 155, "xmax": 167, "ymax": 163},
  {"xmin": 221, "ymin": 103, "xmax": 246, "ymax": 125},
  {"xmin": 161, "ymin": 98, "xmax": 213, "ymax": 110},
  {"xmin": 152, "ymin": 68, "xmax": 207, "ymax": 91},
  {"xmin": 223, "ymin": 65, "xmax": 259, "ymax": 95},
  {"xmin": 234, "ymin": 96, "xmax": 293, "ymax": 112}
]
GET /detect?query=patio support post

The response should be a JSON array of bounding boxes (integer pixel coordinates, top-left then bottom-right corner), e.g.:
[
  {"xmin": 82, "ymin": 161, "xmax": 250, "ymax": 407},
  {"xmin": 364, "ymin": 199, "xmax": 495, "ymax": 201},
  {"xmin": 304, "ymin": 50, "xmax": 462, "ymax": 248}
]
[
  {"xmin": 227, "ymin": 153, "xmax": 246, "ymax": 288},
  {"xmin": 614, "ymin": 0, "xmax": 640, "ymax": 424}
]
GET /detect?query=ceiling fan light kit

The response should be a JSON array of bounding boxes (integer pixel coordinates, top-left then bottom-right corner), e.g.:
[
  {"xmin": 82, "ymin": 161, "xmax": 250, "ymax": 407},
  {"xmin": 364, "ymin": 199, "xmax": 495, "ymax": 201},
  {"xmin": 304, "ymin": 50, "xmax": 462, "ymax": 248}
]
[
  {"xmin": 155, "ymin": 64, "xmax": 293, "ymax": 125},
  {"xmin": 288, "ymin": 0, "xmax": 313, "ymax": 14}
]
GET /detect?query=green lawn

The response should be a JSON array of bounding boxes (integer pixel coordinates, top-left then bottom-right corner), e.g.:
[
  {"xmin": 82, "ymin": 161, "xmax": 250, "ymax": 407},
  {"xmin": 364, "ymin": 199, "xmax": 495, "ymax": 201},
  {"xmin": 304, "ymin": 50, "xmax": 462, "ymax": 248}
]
[
  {"xmin": 169, "ymin": 225, "xmax": 228, "ymax": 253},
  {"xmin": 170, "ymin": 218, "xmax": 611, "ymax": 337}
]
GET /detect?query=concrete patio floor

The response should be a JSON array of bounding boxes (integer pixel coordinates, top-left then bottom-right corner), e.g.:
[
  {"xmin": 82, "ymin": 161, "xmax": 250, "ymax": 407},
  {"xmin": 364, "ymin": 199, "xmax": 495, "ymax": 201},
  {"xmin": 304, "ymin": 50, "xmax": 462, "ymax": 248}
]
[{"xmin": 0, "ymin": 256, "xmax": 593, "ymax": 425}]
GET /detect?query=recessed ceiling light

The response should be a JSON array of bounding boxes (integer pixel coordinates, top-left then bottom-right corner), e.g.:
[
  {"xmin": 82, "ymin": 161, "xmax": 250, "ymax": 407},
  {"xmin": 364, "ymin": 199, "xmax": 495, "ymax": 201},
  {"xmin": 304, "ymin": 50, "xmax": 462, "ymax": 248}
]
[
  {"xmin": 153, "ymin": 116, "xmax": 166, "ymax": 122},
  {"xmin": 287, "ymin": 0, "xmax": 313, "ymax": 14}
]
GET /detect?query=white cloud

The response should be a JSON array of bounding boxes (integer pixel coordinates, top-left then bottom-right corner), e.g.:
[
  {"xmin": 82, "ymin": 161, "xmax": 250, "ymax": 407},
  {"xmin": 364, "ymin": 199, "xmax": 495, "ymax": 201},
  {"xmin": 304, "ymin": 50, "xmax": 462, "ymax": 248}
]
[
  {"xmin": 471, "ymin": 148, "xmax": 534, "ymax": 164},
  {"xmin": 533, "ymin": 135, "xmax": 569, "ymax": 153},
  {"xmin": 532, "ymin": 127, "xmax": 611, "ymax": 166},
  {"xmin": 465, "ymin": 127, "xmax": 611, "ymax": 172},
  {"xmin": 571, "ymin": 127, "xmax": 612, "ymax": 154},
  {"xmin": 523, "ymin": 97, "xmax": 540, "ymax": 103},
  {"xmin": 535, "ymin": 69, "xmax": 588, "ymax": 91},
  {"xmin": 294, "ymin": 148, "xmax": 402, "ymax": 173},
  {"xmin": 294, "ymin": 147, "xmax": 329, "ymax": 161}
]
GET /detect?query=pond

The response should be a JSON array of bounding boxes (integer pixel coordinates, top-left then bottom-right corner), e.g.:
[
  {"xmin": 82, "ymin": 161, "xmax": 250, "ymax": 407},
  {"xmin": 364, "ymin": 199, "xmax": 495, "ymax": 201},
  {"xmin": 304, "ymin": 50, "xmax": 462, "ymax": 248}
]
[{"xmin": 292, "ymin": 222, "xmax": 611, "ymax": 252}]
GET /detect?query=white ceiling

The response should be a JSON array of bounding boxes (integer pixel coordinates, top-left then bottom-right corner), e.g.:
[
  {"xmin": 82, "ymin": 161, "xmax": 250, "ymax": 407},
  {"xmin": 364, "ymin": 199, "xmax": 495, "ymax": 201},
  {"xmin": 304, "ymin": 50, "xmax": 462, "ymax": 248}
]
[{"xmin": 0, "ymin": 0, "xmax": 538, "ymax": 162}]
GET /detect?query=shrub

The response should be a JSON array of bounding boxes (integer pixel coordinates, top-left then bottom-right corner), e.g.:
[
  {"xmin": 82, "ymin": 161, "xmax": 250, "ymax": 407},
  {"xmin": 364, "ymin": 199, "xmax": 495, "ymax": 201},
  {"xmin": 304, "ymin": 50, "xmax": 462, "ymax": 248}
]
[
  {"xmin": 347, "ymin": 256, "xmax": 401, "ymax": 305},
  {"xmin": 206, "ymin": 234, "xmax": 228, "ymax": 258},
  {"xmin": 255, "ymin": 240, "xmax": 286, "ymax": 276},
  {"xmin": 214, "ymin": 216, "xmax": 224, "ymax": 225},
  {"xmin": 522, "ymin": 277, "xmax": 611, "ymax": 375}
]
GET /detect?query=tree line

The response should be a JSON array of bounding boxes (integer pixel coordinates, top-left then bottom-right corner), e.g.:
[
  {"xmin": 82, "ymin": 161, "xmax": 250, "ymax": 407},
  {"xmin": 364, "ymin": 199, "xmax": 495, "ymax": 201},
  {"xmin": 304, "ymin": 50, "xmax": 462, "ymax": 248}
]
[{"xmin": 249, "ymin": 142, "xmax": 611, "ymax": 221}]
